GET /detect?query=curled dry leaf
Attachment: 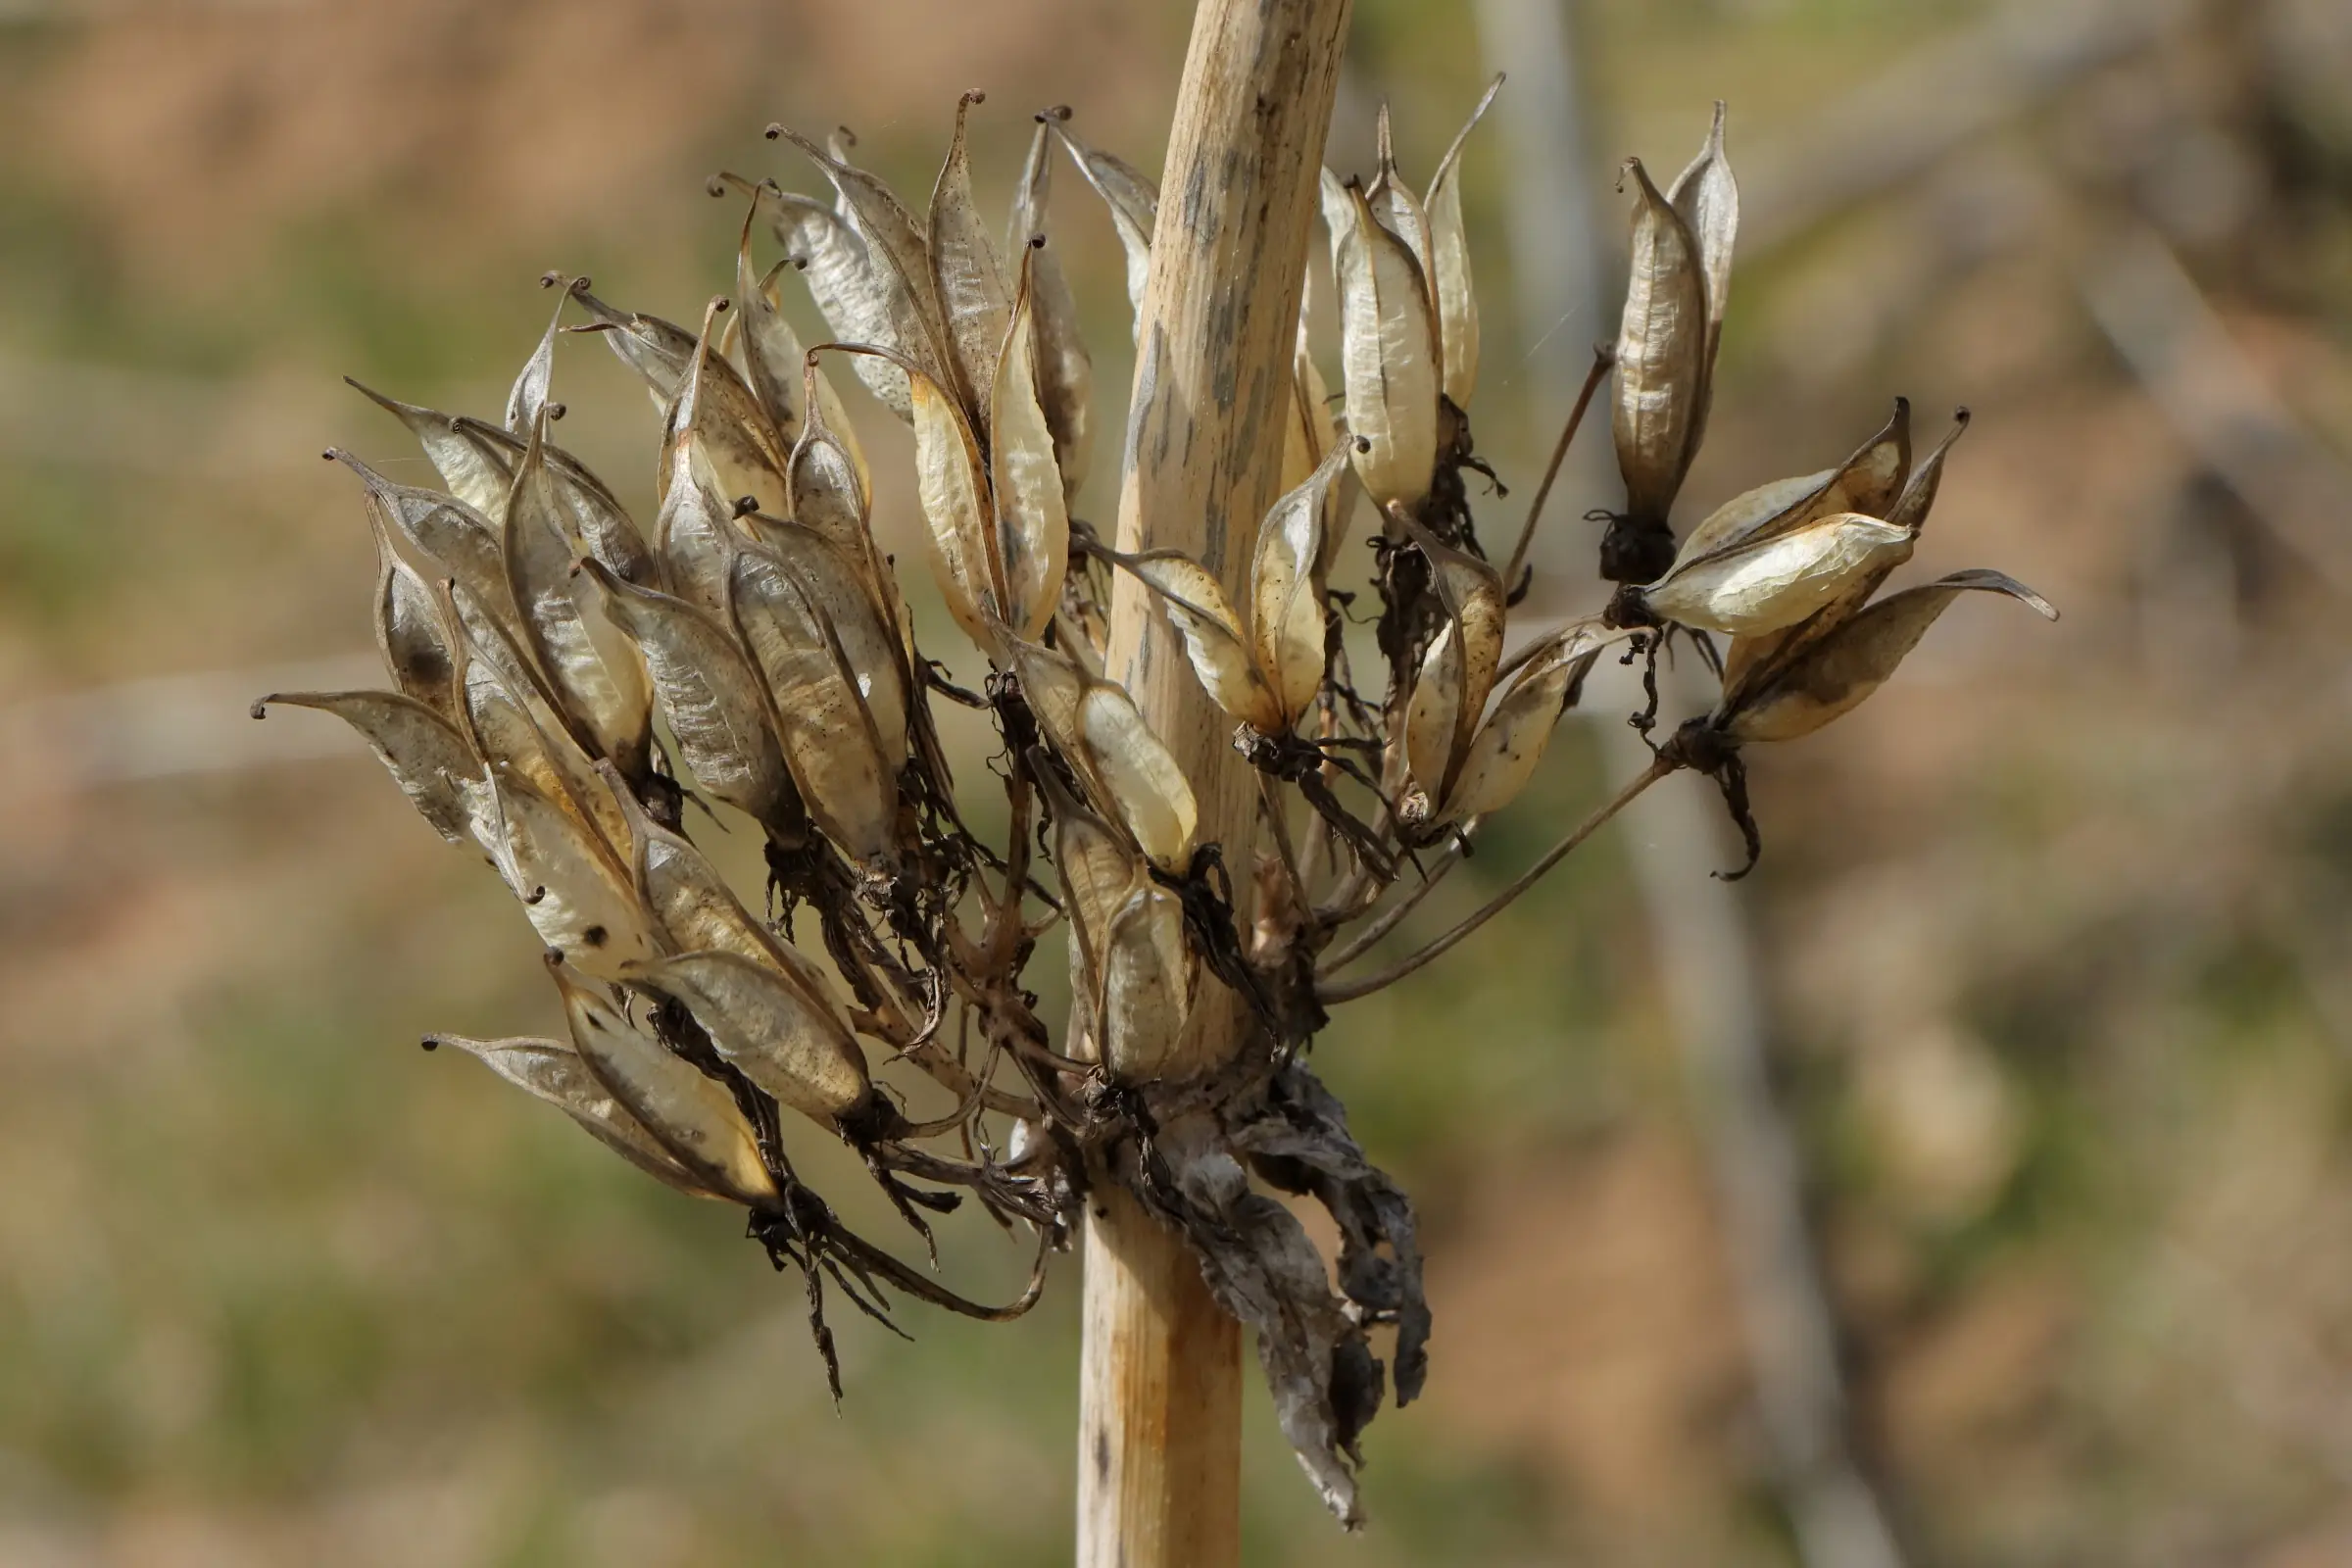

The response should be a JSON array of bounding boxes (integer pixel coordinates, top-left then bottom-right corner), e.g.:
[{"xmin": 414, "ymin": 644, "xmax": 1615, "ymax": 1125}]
[
  {"xmin": 1007, "ymin": 110, "xmax": 1095, "ymax": 496},
  {"xmin": 990, "ymin": 247, "xmax": 1073, "ymax": 641},
  {"xmin": 1327, "ymin": 174, "xmax": 1440, "ymax": 513},
  {"xmin": 625, "ymin": 949, "xmax": 874, "ymax": 1130},
  {"xmin": 547, "ymin": 954, "xmax": 777, "ymax": 1207},
  {"xmin": 427, "ymin": 1032, "xmax": 715, "ymax": 1198},
  {"xmin": 251, "ymin": 690, "xmax": 480, "ymax": 847},
  {"xmin": 579, "ymin": 559, "xmax": 803, "ymax": 839}
]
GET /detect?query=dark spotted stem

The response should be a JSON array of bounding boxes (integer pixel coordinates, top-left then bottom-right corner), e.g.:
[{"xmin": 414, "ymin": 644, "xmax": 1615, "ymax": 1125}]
[{"xmin": 1316, "ymin": 755, "xmax": 1677, "ymax": 1005}]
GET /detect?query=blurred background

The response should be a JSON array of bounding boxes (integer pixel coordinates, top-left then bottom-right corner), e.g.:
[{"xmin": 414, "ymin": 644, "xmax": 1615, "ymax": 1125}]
[{"xmin": 3, "ymin": 0, "xmax": 2351, "ymax": 1562}]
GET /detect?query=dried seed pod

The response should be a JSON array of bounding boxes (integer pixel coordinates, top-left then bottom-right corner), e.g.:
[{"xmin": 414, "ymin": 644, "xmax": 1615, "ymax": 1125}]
[
  {"xmin": 1724, "ymin": 569, "xmax": 2057, "ymax": 744},
  {"xmin": 771, "ymin": 124, "xmax": 952, "ymax": 386},
  {"xmin": 1328, "ymin": 175, "xmax": 1441, "ymax": 513},
  {"xmin": 1037, "ymin": 761, "xmax": 1145, "ymax": 1008},
  {"xmin": 740, "ymin": 518, "xmax": 909, "ymax": 768},
  {"xmin": 1007, "ymin": 110, "xmax": 1095, "ymax": 497},
  {"xmin": 1663, "ymin": 102, "xmax": 1738, "ymax": 460},
  {"xmin": 727, "ymin": 184, "xmax": 816, "ymax": 450},
  {"xmin": 928, "ymin": 91, "xmax": 1014, "ymax": 425},
  {"xmin": 251, "ymin": 690, "xmax": 481, "ymax": 846},
  {"xmin": 330, "ymin": 452, "xmax": 511, "ymax": 625},
  {"xmin": 1251, "ymin": 439, "xmax": 1352, "ymax": 728},
  {"xmin": 485, "ymin": 765, "xmax": 657, "ymax": 981},
  {"xmin": 345, "ymin": 380, "xmax": 515, "ymax": 521},
  {"xmin": 625, "ymin": 950, "xmax": 875, "ymax": 1130},
  {"xmin": 1101, "ymin": 884, "xmax": 1190, "ymax": 1081},
  {"xmin": 652, "ymin": 407, "xmax": 745, "ymax": 617},
  {"xmin": 1365, "ymin": 105, "xmax": 1438, "ymax": 359},
  {"xmin": 1402, "ymin": 619, "xmax": 1465, "ymax": 808},
  {"xmin": 1050, "ymin": 116, "xmax": 1157, "ymax": 336},
  {"xmin": 766, "ymin": 187, "xmax": 919, "ymax": 419},
  {"xmin": 901, "ymin": 356, "xmax": 1004, "ymax": 650},
  {"xmin": 370, "ymin": 520, "xmax": 459, "ymax": 721},
  {"xmin": 1439, "ymin": 625, "xmax": 1609, "ymax": 822},
  {"xmin": 1424, "ymin": 74, "xmax": 1501, "ymax": 410},
  {"xmin": 426, "ymin": 1032, "xmax": 714, "ymax": 1198},
  {"xmin": 660, "ymin": 298, "xmax": 788, "ymax": 524},
  {"xmin": 506, "ymin": 280, "xmax": 571, "ymax": 437},
  {"xmin": 546, "ymin": 954, "xmax": 776, "ymax": 1207},
  {"xmin": 569, "ymin": 285, "xmax": 700, "ymax": 411},
  {"xmin": 505, "ymin": 413, "xmax": 655, "ymax": 778},
  {"xmin": 1132, "ymin": 553, "xmax": 1283, "ymax": 735},
  {"xmin": 579, "ymin": 559, "xmax": 804, "ymax": 840},
  {"xmin": 990, "ymin": 247, "xmax": 1074, "ymax": 642},
  {"xmin": 1610, "ymin": 156, "xmax": 1707, "ymax": 526},
  {"xmin": 1641, "ymin": 511, "xmax": 1916, "ymax": 637},
  {"xmin": 1078, "ymin": 681, "xmax": 1198, "ymax": 873},
  {"xmin": 728, "ymin": 544, "xmax": 898, "ymax": 866}
]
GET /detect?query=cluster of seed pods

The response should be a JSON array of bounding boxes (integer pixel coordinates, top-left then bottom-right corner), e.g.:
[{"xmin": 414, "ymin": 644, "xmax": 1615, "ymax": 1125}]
[{"xmin": 257, "ymin": 85, "xmax": 2051, "ymax": 1517}]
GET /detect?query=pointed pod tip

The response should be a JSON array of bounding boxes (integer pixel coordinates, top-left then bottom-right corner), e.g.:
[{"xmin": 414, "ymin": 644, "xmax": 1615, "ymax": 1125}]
[
  {"xmin": 419, "ymin": 1036, "xmax": 440, "ymax": 1052},
  {"xmin": 249, "ymin": 696, "xmax": 274, "ymax": 720},
  {"xmin": 1037, "ymin": 104, "xmax": 1071, "ymax": 123},
  {"xmin": 959, "ymin": 88, "xmax": 986, "ymax": 109},
  {"xmin": 1953, "ymin": 406, "xmax": 1973, "ymax": 425},
  {"xmin": 763, "ymin": 122, "xmax": 784, "ymax": 140}
]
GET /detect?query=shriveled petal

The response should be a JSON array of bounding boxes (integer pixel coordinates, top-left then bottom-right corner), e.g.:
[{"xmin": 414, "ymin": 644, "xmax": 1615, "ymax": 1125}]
[
  {"xmin": 547, "ymin": 955, "xmax": 776, "ymax": 1206},
  {"xmin": 1726, "ymin": 569, "xmax": 2057, "ymax": 744},
  {"xmin": 626, "ymin": 950, "xmax": 873, "ymax": 1128}
]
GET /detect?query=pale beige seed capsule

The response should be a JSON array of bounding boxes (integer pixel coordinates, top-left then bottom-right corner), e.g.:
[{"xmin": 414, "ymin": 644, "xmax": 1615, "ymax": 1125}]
[
  {"xmin": 728, "ymin": 186, "xmax": 813, "ymax": 451},
  {"xmin": 1440, "ymin": 626, "xmax": 1610, "ymax": 822},
  {"xmin": 625, "ymin": 950, "xmax": 874, "ymax": 1129},
  {"xmin": 901, "ymin": 360, "xmax": 1004, "ymax": 651},
  {"xmin": 1049, "ymin": 118, "xmax": 1157, "ymax": 338},
  {"xmin": 1610, "ymin": 157, "xmax": 1708, "ymax": 523},
  {"xmin": 333, "ymin": 453, "xmax": 512, "ymax": 626},
  {"xmin": 1403, "ymin": 619, "xmax": 1465, "ymax": 808},
  {"xmin": 446, "ymin": 584, "xmax": 629, "ymax": 855},
  {"xmin": 252, "ymin": 690, "xmax": 480, "ymax": 847},
  {"xmin": 1133, "ymin": 553, "xmax": 1283, "ymax": 735},
  {"xmin": 1642, "ymin": 511, "xmax": 1915, "ymax": 637},
  {"xmin": 1251, "ymin": 439, "xmax": 1351, "ymax": 728},
  {"xmin": 370, "ymin": 521, "xmax": 458, "ymax": 722},
  {"xmin": 486, "ymin": 766, "xmax": 657, "ymax": 982},
  {"xmin": 1726, "ymin": 569, "xmax": 2056, "ymax": 744},
  {"xmin": 346, "ymin": 380, "xmax": 515, "ymax": 522},
  {"xmin": 580, "ymin": 560, "xmax": 801, "ymax": 838},
  {"xmin": 728, "ymin": 545, "xmax": 898, "ymax": 867},
  {"xmin": 1365, "ymin": 104, "xmax": 1440, "ymax": 374},
  {"xmin": 1046, "ymin": 771, "xmax": 1147, "ymax": 1005},
  {"xmin": 766, "ymin": 188, "xmax": 918, "ymax": 419},
  {"xmin": 1006, "ymin": 110, "xmax": 1096, "ymax": 498},
  {"xmin": 548, "ymin": 955, "xmax": 777, "ymax": 1207},
  {"xmin": 772, "ymin": 124, "xmax": 953, "ymax": 393},
  {"xmin": 427, "ymin": 1032, "xmax": 715, "ymax": 1199},
  {"xmin": 1425, "ymin": 74, "xmax": 1502, "ymax": 410},
  {"xmin": 990, "ymin": 248, "xmax": 1074, "ymax": 642},
  {"xmin": 569, "ymin": 285, "xmax": 699, "ymax": 410},
  {"xmin": 1101, "ymin": 884, "xmax": 1191, "ymax": 1082},
  {"xmin": 927, "ymin": 91, "xmax": 1013, "ymax": 427},
  {"xmin": 1329, "ymin": 174, "xmax": 1441, "ymax": 512},
  {"xmin": 742, "ymin": 518, "xmax": 909, "ymax": 769},
  {"xmin": 1078, "ymin": 681, "xmax": 1199, "ymax": 873},
  {"xmin": 1664, "ymin": 102, "xmax": 1739, "ymax": 461}
]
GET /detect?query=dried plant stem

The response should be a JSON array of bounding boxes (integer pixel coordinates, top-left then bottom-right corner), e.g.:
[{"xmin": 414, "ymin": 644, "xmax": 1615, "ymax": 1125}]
[
  {"xmin": 1076, "ymin": 1, "xmax": 1351, "ymax": 1564},
  {"xmin": 1503, "ymin": 342, "xmax": 1614, "ymax": 590},
  {"xmin": 1319, "ymin": 756, "xmax": 1675, "ymax": 1005},
  {"xmin": 1315, "ymin": 838, "xmax": 1466, "ymax": 977}
]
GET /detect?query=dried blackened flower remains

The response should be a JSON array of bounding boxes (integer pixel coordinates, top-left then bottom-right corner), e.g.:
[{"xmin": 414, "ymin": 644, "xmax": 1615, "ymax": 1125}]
[{"xmin": 258, "ymin": 86, "xmax": 2050, "ymax": 1525}]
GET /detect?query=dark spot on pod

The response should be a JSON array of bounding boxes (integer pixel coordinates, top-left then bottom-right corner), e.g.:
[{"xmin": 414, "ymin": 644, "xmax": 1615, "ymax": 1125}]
[
  {"xmin": 419, "ymin": 1037, "xmax": 440, "ymax": 1052},
  {"xmin": 582, "ymin": 925, "xmax": 609, "ymax": 949}
]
